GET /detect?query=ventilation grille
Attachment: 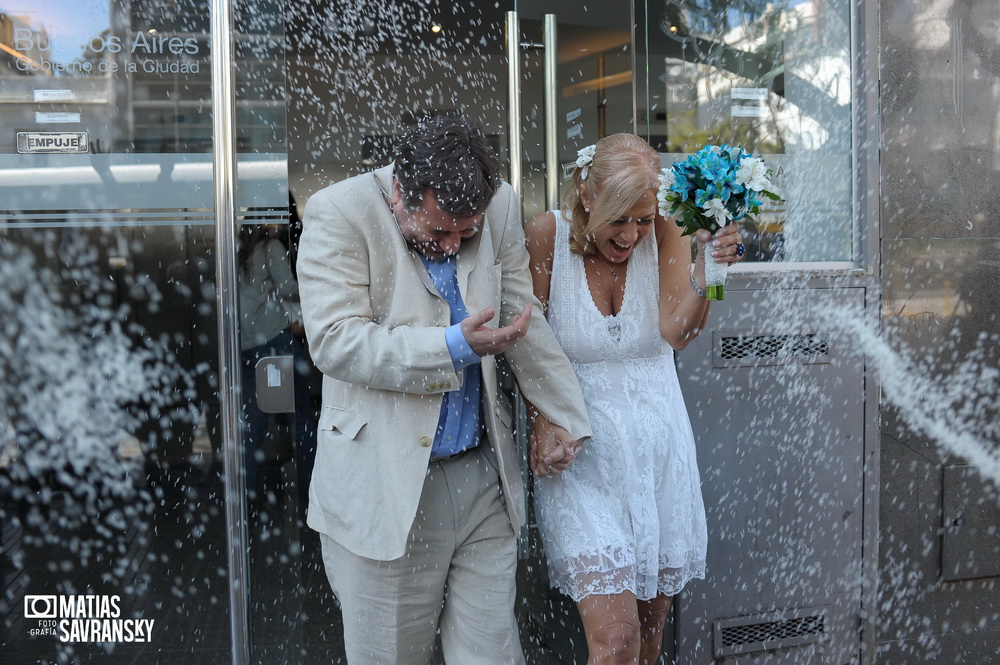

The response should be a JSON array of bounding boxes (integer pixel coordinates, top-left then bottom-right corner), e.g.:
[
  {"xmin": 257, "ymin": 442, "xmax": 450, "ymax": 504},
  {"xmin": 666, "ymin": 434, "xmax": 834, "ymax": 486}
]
[
  {"xmin": 714, "ymin": 609, "xmax": 827, "ymax": 657},
  {"xmin": 714, "ymin": 332, "xmax": 831, "ymax": 367}
]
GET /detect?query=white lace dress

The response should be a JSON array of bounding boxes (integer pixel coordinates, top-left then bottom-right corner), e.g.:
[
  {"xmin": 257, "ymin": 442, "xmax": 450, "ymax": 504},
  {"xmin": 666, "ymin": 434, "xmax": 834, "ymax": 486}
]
[{"xmin": 534, "ymin": 211, "xmax": 707, "ymax": 602}]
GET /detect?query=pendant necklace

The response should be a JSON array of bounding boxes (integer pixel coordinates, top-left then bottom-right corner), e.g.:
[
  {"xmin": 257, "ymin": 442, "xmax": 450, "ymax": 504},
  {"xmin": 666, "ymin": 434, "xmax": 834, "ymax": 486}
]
[{"xmin": 591, "ymin": 255, "xmax": 619, "ymax": 278}]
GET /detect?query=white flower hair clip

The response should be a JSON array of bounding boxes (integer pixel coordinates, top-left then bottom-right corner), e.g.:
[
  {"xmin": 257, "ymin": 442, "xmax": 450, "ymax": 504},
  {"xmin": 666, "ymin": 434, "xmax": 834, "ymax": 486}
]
[{"xmin": 576, "ymin": 144, "xmax": 597, "ymax": 180}]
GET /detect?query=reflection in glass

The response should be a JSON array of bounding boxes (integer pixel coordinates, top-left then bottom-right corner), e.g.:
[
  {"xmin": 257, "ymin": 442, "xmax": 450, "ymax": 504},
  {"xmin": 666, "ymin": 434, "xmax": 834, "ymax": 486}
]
[
  {"xmin": 639, "ymin": 0, "xmax": 854, "ymax": 263},
  {"xmin": 0, "ymin": 0, "xmax": 283, "ymax": 662}
]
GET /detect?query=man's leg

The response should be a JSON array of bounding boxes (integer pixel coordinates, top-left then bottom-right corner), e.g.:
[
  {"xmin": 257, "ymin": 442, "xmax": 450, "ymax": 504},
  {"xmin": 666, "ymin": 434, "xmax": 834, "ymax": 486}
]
[
  {"xmin": 438, "ymin": 447, "xmax": 526, "ymax": 665},
  {"xmin": 319, "ymin": 461, "xmax": 458, "ymax": 665}
]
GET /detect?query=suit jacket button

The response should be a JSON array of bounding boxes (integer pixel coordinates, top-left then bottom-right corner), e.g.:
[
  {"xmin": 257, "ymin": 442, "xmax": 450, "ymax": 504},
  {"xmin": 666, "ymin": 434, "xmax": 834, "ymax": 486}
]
[{"xmin": 419, "ymin": 436, "xmax": 432, "ymax": 447}]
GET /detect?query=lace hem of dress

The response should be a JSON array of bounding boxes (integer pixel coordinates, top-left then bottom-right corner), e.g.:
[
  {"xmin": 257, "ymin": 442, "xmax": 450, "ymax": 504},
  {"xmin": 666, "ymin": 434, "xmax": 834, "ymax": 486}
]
[{"xmin": 548, "ymin": 554, "xmax": 707, "ymax": 602}]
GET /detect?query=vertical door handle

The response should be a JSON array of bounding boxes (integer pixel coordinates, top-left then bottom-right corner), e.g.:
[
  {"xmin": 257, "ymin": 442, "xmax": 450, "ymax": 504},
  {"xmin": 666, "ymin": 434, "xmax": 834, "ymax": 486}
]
[
  {"xmin": 505, "ymin": 11, "xmax": 523, "ymax": 205},
  {"xmin": 543, "ymin": 14, "xmax": 559, "ymax": 211}
]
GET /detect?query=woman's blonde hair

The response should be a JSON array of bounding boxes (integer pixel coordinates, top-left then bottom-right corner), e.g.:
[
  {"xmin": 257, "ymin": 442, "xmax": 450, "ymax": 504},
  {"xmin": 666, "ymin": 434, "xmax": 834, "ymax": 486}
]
[{"xmin": 563, "ymin": 133, "xmax": 660, "ymax": 256}]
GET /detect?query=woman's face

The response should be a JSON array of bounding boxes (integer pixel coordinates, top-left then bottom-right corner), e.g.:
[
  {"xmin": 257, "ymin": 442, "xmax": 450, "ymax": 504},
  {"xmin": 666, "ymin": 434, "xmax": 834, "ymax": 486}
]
[{"xmin": 588, "ymin": 188, "xmax": 657, "ymax": 264}]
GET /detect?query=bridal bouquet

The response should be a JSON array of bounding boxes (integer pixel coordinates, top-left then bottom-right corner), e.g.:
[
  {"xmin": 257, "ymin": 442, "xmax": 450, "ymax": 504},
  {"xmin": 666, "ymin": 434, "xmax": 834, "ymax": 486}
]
[{"xmin": 657, "ymin": 144, "xmax": 781, "ymax": 300}]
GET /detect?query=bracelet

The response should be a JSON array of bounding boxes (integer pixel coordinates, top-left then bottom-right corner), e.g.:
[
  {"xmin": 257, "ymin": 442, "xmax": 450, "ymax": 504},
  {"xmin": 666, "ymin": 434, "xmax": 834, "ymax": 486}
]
[{"xmin": 689, "ymin": 272, "xmax": 707, "ymax": 298}]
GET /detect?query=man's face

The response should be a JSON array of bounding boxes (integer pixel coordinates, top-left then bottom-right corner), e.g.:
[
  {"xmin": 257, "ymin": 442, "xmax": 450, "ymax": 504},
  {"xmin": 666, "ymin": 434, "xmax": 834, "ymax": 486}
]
[{"xmin": 392, "ymin": 184, "xmax": 482, "ymax": 260}]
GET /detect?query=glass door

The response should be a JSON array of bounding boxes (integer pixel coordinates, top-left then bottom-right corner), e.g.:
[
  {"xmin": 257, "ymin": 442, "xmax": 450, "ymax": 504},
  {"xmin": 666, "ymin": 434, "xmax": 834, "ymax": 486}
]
[
  {"xmin": 0, "ymin": 1, "xmax": 234, "ymax": 662},
  {"xmin": 505, "ymin": 4, "xmax": 642, "ymax": 662},
  {"xmin": 278, "ymin": 1, "xmax": 515, "ymax": 661},
  {"xmin": 226, "ymin": 1, "xmax": 308, "ymax": 663},
  {"xmin": 514, "ymin": 2, "xmax": 637, "ymax": 219},
  {"xmin": 277, "ymin": 1, "xmax": 643, "ymax": 663}
]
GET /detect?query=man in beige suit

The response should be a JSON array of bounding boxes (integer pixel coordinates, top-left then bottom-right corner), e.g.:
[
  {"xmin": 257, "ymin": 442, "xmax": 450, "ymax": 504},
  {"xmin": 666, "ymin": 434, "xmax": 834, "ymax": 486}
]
[{"xmin": 297, "ymin": 115, "xmax": 591, "ymax": 664}]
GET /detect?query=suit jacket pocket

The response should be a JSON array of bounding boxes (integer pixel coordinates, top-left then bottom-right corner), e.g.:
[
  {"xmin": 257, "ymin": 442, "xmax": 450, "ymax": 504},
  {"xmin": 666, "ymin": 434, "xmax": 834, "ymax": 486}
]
[{"xmin": 318, "ymin": 405, "xmax": 367, "ymax": 440}]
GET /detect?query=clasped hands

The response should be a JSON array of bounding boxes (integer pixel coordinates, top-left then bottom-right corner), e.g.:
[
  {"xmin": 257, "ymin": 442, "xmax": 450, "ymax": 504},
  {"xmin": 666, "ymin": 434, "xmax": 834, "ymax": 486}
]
[
  {"xmin": 530, "ymin": 413, "xmax": 582, "ymax": 478},
  {"xmin": 460, "ymin": 304, "xmax": 582, "ymax": 478}
]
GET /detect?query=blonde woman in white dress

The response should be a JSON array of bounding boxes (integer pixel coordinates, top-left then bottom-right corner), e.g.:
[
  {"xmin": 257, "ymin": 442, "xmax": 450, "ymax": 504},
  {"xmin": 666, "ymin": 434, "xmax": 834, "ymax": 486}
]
[{"xmin": 525, "ymin": 134, "xmax": 744, "ymax": 664}]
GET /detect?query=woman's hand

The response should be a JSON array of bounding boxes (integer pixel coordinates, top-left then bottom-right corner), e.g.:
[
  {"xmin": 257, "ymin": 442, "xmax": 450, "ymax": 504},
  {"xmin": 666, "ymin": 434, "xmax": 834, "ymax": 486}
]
[
  {"xmin": 530, "ymin": 413, "xmax": 582, "ymax": 478},
  {"xmin": 695, "ymin": 222, "xmax": 745, "ymax": 265}
]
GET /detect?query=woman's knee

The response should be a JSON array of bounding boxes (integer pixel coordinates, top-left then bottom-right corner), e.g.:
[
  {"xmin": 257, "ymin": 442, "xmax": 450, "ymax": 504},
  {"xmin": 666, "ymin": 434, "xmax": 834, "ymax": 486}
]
[{"xmin": 588, "ymin": 619, "xmax": 641, "ymax": 663}]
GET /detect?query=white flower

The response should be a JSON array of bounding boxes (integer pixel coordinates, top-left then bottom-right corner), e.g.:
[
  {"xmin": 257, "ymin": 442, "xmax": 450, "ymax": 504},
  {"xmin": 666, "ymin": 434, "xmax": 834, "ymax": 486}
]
[
  {"xmin": 658, "ymin": 168, "xmax": 675, "ymax": 190},
  {"xmin": 735, "ymin": 157, "xmax": 771, "ymax": 191},
  {"xmin": 702, "ymin": 197, "xmax": 732, "ymax": 225},
  {"xmin": 657, "ymin": 168, "xmax": 675, "ymax": 216},
  {"xmin": 576, "ymin": 144, "xmax": 597, "ymax": 179}
]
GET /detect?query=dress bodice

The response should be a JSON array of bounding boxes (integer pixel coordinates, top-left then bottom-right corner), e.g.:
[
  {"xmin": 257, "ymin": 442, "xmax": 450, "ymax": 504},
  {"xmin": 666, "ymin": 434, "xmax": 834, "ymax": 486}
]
[{"xmin": 547, "ymin": 210, "xmax": 672, "ymax": 365}]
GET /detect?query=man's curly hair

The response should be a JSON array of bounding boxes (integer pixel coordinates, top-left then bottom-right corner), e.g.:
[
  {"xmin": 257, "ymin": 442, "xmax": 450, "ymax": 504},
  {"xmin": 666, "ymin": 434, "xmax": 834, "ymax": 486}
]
[{"xmin": 393, "ymin": 114, "xmax": 501, "ymax": 217}]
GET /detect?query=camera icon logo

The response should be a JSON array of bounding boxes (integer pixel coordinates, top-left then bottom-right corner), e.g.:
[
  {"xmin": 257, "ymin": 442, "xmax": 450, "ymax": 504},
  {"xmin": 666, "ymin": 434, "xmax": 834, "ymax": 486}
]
[{"xmin": 24, "ymin": 596, "xmax": 57, "ymax": 619}]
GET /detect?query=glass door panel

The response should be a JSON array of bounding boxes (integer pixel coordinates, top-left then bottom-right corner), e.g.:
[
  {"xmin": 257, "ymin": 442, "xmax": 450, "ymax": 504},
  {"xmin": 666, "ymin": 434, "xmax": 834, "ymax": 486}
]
[
  {"xmin": 0, "ymin": 1, "xmax": 231, "ymax": 662},
  {"xmin": 229, "ymin": 0, "xmax": 321, "ymax": 663},
  {"xmin": 279, "ymin": 1, "xmax": 515, "ymax": 662},
  {"xmin": 515, "ymin": 1, "xmax": 636, "ymax": 220},
  {"xmin": 509, "ymin": 3, "xmax": 640, "ymax": 663}
]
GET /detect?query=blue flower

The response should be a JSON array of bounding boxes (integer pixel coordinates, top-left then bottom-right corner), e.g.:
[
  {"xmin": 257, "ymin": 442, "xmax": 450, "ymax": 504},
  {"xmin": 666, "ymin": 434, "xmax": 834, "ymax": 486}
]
[
  {"xmin": 672, "ymin": 170, "xmax": 693, "ymax": 200},
  {"xmin": 698, "ymin": 151, "xmax": 729, "ymax": 184}
]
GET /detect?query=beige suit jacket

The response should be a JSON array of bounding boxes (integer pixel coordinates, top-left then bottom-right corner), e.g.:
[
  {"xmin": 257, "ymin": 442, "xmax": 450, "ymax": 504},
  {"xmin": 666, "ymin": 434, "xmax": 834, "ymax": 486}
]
[{"xmin": 298, "ymin": 165, "xmax": 591, "ymax": 561}]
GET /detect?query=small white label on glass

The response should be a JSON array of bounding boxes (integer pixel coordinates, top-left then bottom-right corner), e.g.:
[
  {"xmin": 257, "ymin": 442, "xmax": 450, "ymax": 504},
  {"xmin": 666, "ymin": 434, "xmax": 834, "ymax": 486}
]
[
  {"xmin": 16, "ymin": 131, "xmax": 89, "ymax": 153},
  {"xmin": 35, "ymin": 112, "xmax": 81, "ymax": 123},
  {"xmin": 731, "ymin": 105, "xmax": 762, "ymax": 118},
  {"xmin": 566, "ymin": 123, "xmax": 584, "ymax": 139},
  {"xmin": 34, "ymin": 89, "xmax": 75, "ymax": 102},
  {"xmin": 565, "ymin": 108, "xmax": 582, "ymax": 122},
  {"xmin": 732, "ymin": 87, "xmax": 768, "ymax": 100}
]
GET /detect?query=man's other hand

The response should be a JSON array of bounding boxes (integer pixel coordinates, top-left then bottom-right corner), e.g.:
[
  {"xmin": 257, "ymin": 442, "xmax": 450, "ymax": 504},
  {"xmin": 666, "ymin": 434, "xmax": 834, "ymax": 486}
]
[{"xmin": 462, "ymin": 304, "xmax": 531, "ymax": 356}]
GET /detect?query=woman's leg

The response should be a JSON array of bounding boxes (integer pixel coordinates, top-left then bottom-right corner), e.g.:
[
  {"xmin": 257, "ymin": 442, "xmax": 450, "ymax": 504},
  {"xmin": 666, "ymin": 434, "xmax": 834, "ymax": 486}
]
[
  {"xmin": 636, "ymin": 594, "xmax": 673, "ymax": 665},
  {"xmin": 577, "ymin": 592, "xmax": 641, "ymax": 665}
]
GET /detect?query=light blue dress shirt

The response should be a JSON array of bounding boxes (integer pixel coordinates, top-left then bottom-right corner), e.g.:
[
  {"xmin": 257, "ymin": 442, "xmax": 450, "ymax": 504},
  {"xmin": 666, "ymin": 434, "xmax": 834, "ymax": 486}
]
[{"xmin": 421, "ymin": 255, "xmax": 483, "ymax": 457}]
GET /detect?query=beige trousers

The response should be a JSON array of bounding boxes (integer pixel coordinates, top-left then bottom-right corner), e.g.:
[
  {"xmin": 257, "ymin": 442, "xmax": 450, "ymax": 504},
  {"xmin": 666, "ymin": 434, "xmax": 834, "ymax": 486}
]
[{"xmin": 320, "ymin": 446, "xmax": 526, "ymax": 665}]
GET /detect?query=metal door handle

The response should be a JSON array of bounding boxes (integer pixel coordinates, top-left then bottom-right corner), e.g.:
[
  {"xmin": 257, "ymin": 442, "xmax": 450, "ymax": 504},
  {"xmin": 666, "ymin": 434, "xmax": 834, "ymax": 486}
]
[
  {"xmin": 505, "ymin": 11, "xmax": 523, "ymax": 205},
  {"xmin": 507, "ymin": 13, "xmax": 558, "ymax": 210},
  {"xmin": 543, "ymin": 14, "xmax": 559, "ymax": 211}
]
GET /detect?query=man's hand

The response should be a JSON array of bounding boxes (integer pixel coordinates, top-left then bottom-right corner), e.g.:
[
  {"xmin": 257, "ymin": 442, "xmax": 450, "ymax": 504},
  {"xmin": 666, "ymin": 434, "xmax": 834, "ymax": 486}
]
[
  {"xmin": 462, "ymin": 304, "xmax": 531, "ymax": 357},
  {"xmin": 530, "ymin": 416, "xmax": 582, "ymax": 478}
]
